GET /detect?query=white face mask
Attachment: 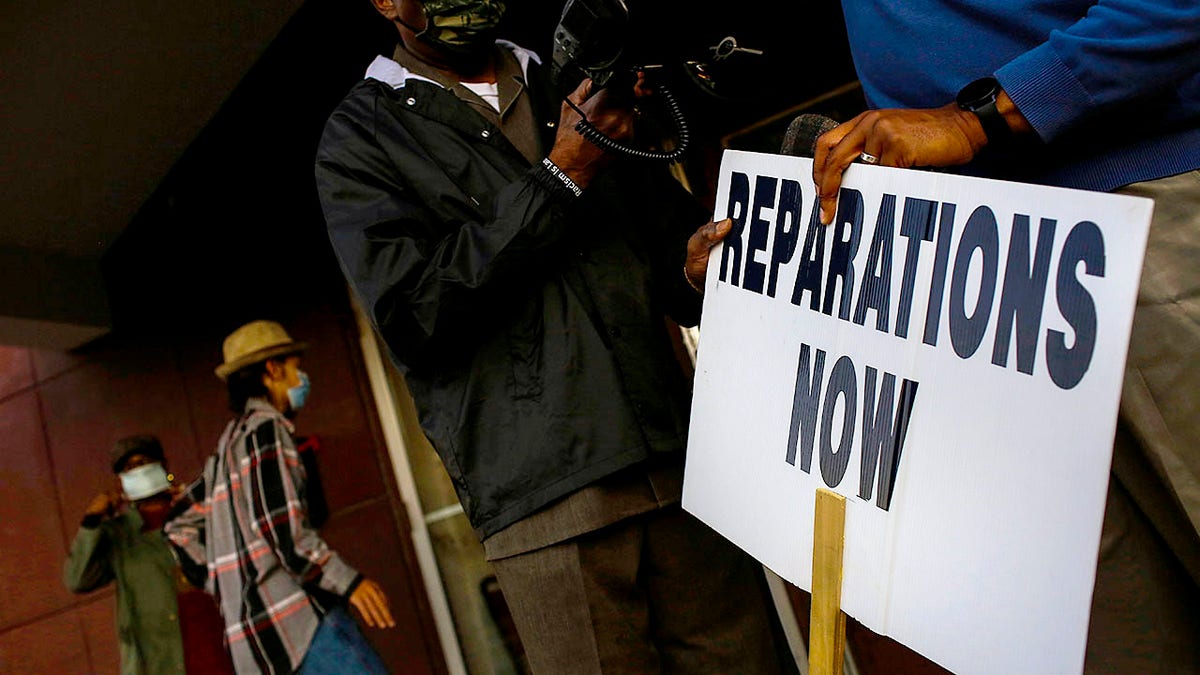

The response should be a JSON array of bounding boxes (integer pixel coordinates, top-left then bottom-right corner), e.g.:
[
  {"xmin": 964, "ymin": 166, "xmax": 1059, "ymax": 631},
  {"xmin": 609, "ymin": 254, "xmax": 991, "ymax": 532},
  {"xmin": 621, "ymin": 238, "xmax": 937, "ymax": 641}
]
[{"xmin": 120, "ymin": 462, "xmax": 171, "ymax": 501}]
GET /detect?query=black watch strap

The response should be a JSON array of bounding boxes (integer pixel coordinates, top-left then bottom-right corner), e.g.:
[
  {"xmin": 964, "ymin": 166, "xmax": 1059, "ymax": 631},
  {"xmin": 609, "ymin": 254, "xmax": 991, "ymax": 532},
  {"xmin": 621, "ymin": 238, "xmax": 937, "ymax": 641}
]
[{"xmin": 956, "ymin": 77, "xmax": 1011, "ymax": 144}]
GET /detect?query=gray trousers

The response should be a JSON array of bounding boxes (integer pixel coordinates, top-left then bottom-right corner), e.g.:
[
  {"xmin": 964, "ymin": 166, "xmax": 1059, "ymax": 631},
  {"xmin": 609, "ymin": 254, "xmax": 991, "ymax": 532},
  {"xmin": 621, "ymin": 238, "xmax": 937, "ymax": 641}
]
[
  {"xmin": 1085, "ymin": 169, "xmax": 1200, "ymax": 672},
  {"xmin": 490, "ymin": 503, "xmax": 796, "ymax": 675}
]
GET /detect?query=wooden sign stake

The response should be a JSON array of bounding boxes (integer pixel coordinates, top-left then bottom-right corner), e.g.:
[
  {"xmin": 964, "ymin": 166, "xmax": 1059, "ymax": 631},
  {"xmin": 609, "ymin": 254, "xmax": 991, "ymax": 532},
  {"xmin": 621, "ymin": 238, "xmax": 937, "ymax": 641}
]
[{"xmin": 808, "ymin": 488, "xmax": 847, "ymax": 675}]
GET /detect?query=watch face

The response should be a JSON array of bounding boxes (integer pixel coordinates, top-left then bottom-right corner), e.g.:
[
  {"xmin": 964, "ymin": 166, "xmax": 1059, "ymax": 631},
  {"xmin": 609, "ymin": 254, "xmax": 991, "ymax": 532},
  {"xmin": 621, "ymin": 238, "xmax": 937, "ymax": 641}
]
[{"xmin": 958, "ymin": 76, "xmax": 1000, "ymax": 109}]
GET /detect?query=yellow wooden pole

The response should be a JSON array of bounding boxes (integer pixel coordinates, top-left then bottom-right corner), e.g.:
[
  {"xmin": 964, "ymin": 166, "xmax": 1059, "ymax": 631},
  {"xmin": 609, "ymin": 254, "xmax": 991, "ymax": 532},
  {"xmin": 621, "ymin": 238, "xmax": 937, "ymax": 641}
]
[{"xmin": 808, "ymin": 488, "xmax": 847, "ymax": 675}]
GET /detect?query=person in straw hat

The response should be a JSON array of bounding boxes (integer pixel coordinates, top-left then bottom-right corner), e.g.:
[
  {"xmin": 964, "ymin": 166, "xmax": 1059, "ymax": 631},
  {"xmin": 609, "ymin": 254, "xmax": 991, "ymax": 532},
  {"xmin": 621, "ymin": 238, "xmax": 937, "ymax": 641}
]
[{"xmin": 165, "ymin": 320, "xmax": 394, "ymax": 674}]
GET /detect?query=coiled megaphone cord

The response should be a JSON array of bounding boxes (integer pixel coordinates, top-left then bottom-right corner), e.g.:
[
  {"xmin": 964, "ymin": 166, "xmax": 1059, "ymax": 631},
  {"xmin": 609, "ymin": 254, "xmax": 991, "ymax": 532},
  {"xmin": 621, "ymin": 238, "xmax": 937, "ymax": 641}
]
[{"xmin": 568, "ymin": 85, "xmax": 691, "ymax": 162}]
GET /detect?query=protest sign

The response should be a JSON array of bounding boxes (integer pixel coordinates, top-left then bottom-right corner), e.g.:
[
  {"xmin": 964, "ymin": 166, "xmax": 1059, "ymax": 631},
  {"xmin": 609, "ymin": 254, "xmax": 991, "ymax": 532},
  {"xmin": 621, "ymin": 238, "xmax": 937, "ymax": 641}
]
[{"xmin": 683, "ymin": 150, "xmax": 1153, "ymax": 674}]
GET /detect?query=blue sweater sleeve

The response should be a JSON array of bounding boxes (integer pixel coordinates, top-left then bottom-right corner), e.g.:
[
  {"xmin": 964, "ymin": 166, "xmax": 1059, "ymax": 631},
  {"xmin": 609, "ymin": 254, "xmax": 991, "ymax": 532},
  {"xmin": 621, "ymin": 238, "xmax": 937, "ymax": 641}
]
[{"xmin": 995, "ymin": 0, "xmax": 1200, "ymax": 141}]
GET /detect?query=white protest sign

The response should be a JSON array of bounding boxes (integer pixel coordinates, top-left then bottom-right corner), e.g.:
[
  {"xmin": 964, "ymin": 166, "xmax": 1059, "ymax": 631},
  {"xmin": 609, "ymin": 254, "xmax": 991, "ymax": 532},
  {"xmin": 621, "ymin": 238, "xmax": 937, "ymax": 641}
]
[{"xmin": 683, "ymin": 150, "xmax": 1153, "ymax": 675}]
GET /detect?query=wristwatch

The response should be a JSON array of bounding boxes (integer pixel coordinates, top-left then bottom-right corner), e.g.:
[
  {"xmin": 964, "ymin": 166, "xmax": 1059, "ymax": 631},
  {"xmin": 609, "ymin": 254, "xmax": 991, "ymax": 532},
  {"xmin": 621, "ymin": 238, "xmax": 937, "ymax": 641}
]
[{"xmin": 956, "ymin": 76, "xmax": 1011, "ymax": 144}]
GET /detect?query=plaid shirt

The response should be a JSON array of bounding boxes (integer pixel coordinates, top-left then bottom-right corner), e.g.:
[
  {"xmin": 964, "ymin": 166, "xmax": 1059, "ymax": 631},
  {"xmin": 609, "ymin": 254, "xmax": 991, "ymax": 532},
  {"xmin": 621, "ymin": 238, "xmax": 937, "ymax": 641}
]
[{"xmin": 165, "ymin": 399, "xmax": 361, "ymax": 674}]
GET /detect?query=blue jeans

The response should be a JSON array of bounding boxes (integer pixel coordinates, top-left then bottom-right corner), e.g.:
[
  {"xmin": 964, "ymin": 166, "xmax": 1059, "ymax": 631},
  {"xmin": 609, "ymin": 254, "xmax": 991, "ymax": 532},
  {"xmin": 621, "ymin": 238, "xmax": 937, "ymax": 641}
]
[{"xmin": 297, "ymin": 606, "xmax": 389, "ymax": 675}]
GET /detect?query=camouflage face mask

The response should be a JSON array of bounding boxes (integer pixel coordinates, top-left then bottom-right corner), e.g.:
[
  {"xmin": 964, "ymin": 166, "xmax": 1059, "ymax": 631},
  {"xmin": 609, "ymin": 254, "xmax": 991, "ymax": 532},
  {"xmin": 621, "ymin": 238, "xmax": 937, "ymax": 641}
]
[{"xmin": 414, "ymin": 0, "xmax": 507, "ymax": 56}]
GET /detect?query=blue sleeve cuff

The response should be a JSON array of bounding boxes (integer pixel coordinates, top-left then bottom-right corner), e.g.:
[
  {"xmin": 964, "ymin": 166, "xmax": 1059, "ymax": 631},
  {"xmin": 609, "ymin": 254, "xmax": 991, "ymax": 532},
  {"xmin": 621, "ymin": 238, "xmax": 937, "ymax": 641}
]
[{"xmin": 995, "ymin": 42, "xmax": 1097, "ymax": 143}]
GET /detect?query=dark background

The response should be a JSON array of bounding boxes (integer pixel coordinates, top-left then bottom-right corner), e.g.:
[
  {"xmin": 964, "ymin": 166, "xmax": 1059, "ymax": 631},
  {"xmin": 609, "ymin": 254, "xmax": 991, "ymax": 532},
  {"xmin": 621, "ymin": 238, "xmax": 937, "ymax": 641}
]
[{"xmin": 104, "ymin": 0, "xmax": 860, "ymax": 336}]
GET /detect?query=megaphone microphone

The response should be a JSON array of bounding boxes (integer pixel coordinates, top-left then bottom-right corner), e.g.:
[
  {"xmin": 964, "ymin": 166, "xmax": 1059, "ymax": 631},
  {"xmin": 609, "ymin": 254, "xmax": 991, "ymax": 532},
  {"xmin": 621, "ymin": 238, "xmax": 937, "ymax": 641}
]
[{"xmin": 780, "ymin": 113, "xmax": 840, "ymax": 157}]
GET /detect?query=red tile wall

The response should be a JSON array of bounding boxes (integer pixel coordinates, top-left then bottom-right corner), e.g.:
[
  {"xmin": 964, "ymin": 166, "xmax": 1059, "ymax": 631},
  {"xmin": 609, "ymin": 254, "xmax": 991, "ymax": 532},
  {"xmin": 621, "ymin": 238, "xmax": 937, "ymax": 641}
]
[
  {"xmin": 0, "ymin": 610, "xmax": 91, "ymax": 673},
  {"xmin": 0, "ymin": 308, "xmax": 445, "ymax": 674},
  {"xmin": 0, "ymin": 347, "xmax": 32, "ymax": 400},
  {"xmin": 0, "ymin": 391, "xmax": 75, "ymax": 627}
]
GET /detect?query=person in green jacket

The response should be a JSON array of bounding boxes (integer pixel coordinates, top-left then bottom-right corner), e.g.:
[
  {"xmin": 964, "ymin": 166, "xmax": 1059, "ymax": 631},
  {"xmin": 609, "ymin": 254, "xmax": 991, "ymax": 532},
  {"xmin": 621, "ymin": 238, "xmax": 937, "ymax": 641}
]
[{"xmin": 63, "ymin": 435, "xmax": 231, "ymax": 675}]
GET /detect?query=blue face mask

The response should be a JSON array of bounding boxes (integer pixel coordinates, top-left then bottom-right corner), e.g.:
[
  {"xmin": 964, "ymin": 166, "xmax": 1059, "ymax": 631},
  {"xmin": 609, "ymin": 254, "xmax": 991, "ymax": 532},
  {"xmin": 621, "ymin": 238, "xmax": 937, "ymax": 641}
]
[{"xmin": 287, "ymin": 371, "xmax": 311, "ymax": 411}]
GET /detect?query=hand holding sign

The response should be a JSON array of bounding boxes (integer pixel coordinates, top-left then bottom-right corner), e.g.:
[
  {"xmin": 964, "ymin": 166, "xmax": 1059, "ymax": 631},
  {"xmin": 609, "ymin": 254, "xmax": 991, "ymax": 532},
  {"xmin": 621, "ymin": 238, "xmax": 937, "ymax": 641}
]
[
  {"xmin": 811, "ymin": 94, "xmax": 1034, "ymax": 225},
  {"xmin": 685, "ymin": 218, "xmax": 734, "ymax": 293},
  {"xmin": 811, "ymin": 104, "xmax": 986, "ymax": 224}
]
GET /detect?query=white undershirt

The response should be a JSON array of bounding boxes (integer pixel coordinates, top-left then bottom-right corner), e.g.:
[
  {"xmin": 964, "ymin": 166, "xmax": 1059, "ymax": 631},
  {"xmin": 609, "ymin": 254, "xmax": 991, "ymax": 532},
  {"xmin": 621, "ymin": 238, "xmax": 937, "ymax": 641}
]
[{"xmin": 459, "ymin": 80, "xmax": 501, "ymax": 112}]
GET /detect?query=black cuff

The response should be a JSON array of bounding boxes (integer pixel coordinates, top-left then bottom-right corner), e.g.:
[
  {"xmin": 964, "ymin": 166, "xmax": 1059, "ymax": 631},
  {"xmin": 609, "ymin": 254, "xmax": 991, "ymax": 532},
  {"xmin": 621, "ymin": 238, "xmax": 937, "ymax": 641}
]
[
  {"xmin": 533, "ymin": 160, "xmax": 583, "ymax": 201},
  {"xmin": 81, "ymin": 514, "xmax": 103, "ymax": 529},
  {"xmin": 344, "ymin": 573, "xmax": 365, "ymax": 598}
]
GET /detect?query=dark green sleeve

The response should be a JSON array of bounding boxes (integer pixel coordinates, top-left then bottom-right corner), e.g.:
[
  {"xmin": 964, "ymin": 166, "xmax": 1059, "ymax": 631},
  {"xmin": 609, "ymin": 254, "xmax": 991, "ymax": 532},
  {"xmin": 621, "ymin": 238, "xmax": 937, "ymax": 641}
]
[{"xmin": 63, "ymin": 524, "xmax": 114, "ymax": 593}]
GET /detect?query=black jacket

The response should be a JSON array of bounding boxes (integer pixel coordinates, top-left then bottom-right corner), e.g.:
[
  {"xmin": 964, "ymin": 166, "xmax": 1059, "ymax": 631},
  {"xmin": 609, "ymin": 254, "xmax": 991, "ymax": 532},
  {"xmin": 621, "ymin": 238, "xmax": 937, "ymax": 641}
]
[{"xmin": 315, "ymin": 48, "xmax": 707, "ymax": 537}]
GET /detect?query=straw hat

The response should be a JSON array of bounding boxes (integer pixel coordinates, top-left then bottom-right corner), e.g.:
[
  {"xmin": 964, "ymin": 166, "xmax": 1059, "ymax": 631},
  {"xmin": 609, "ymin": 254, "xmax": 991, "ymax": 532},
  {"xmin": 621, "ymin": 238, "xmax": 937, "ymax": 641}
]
[{"xmin": 215, "ymin": 320, "xmax": 308, "ymax": 380}]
